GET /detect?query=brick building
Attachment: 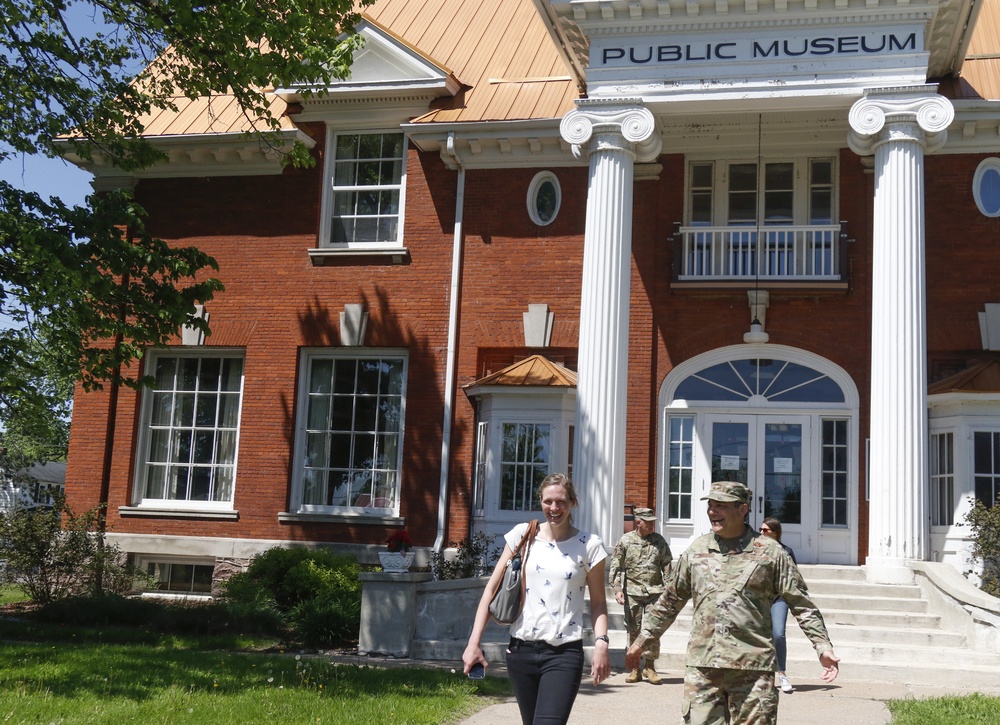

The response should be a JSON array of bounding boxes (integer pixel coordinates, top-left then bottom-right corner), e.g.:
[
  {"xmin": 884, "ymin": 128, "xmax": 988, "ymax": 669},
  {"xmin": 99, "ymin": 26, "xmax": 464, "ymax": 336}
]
[{"xmin": 65, "ymin": 0, "xmax": 1000, "ymax": 592}]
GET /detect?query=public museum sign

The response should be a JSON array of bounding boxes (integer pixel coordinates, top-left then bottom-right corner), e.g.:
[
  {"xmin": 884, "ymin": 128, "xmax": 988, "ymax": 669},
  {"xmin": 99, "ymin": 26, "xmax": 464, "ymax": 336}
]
[{"xmin": 585, "ymin": 22, "xmax": 930, "ymax": 103}]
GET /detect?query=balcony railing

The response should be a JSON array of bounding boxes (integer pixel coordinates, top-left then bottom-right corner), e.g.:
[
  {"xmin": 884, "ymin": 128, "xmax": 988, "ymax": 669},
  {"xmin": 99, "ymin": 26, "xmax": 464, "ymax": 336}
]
[{"xmin": 676, "ymin": 224, "xmax": 845, "ymax": 282}]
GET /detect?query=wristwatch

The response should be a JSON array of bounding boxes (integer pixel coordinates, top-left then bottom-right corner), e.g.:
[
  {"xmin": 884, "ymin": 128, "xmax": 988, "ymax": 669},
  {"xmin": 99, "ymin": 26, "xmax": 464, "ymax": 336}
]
[{"xmin": 595, "ymin": 635, "xmax": 610, "ymax": 644}]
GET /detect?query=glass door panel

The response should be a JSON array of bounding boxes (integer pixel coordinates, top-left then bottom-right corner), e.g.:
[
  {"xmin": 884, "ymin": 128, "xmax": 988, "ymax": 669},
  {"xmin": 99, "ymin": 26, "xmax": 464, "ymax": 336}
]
[{"xmin": 703, "ymin": 415, "xmax": 813, "ymax": 561}]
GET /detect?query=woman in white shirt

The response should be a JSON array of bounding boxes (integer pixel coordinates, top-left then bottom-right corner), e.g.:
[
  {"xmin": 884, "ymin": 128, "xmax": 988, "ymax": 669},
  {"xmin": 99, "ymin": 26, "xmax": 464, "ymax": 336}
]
[{"xmin": 463, "ymin": 473, "xmax": 611, "ymax": 724}]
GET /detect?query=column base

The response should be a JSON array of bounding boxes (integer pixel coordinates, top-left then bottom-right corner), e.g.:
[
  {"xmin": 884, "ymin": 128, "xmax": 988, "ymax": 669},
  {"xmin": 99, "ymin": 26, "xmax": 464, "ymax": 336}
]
[{"xmin": 865, "ymin": 557, "xmax": 917, "ymax": 585}]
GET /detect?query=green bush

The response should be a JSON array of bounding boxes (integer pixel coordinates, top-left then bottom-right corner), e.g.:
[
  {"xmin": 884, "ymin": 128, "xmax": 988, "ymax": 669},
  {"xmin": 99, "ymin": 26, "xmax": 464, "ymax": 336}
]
[
  {"xmin": 964, "ymin": 501, "xmax": 1000, "ymax": 597},
  {"xmin": 0, "ymin": 495, "xmax": 151, "ymax": 603},
  {"xmin": 430, "ymin": 532, "xmax": 502, "ymax": 580},
  {"xmin": 221, "ymin": 546, "xmax": 361, "ymax": 647}
]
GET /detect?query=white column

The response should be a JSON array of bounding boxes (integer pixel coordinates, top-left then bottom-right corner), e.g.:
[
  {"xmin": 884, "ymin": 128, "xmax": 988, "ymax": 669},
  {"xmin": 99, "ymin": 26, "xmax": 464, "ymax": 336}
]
[
  {"xmin": 848, "ymin": 87, "xmax": 953, "ymax": 584},
  {"xmin": 560, "ymin": 100, "xmax": 661, "ymax": 548}
]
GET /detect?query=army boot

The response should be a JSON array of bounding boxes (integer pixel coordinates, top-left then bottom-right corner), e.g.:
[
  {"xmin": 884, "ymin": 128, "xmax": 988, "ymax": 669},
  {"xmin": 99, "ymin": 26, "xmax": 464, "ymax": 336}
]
[
  {"xmin": 625, "ymin": 668, "xmax": 642, "ymax": 683},
  {"xmin": 642, "ymin": 659, "xmax": 662, "ymax": 685}
]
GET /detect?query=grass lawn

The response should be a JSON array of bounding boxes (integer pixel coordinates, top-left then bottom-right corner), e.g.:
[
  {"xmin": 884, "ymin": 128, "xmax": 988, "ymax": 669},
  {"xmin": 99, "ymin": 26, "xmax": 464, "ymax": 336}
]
[
  {"xmin": 888, "ymin": 693, "xmax": 1000, "ymax": 725},
  {"xmin": 0, "ymin": 619, "xmax": 510, "ymax": 725}
]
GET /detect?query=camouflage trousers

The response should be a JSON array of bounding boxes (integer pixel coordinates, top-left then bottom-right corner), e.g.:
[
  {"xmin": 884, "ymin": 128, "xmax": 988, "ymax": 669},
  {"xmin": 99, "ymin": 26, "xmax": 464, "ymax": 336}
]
[
  {"xmin": 681, "ymin": 666, "xmax": 777, "ymax": 725},
  {"xmin": 623, "ymin": 594, "xmax": 661, "ymax": 660}
]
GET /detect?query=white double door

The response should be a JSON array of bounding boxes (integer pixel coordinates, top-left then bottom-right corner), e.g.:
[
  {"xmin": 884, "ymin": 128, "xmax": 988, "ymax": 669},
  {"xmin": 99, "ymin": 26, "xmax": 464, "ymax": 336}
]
[{"xmin": 699, "ymin": 414, "xmax": 815, "ymax": 562}]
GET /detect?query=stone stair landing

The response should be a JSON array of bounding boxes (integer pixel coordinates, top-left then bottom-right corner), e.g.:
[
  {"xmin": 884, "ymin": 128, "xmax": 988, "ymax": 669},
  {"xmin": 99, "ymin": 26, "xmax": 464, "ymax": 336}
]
[{"xmin": 586, "ymin": 564, "xmax": 1000, "ymax": 688}]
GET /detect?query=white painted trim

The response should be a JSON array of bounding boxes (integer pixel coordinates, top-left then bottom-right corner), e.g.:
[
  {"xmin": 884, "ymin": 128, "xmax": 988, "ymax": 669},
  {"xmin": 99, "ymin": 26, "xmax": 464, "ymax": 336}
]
[
  {"xmin": 973, "ymin": 157, "xmax": 1000, "ymax": 217},
  {"xmin": 131, "ymin": 348, "xmax": 246, "ymax": 509},
  {"xmin": 289, "ymin": 347, "xmax": 409, "ymax": 516}
]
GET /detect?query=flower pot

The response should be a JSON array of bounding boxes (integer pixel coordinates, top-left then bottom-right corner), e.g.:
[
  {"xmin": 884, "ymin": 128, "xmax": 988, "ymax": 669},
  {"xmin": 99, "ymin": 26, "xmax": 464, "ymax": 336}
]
[{"xmin": 379, "ymin": 551, "xmax": 414, "ymax": 573}]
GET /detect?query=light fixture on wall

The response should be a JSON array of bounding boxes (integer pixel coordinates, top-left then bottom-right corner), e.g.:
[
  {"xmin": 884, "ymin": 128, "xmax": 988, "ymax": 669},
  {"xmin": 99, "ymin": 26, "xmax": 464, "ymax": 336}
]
[{"xmin": 744, "ymin": 317, "xmax": 769, "ymax": 344}]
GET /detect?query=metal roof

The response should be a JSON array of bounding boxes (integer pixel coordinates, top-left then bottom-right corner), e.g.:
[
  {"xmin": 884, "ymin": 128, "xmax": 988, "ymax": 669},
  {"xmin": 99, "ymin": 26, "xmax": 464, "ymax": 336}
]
[{"xmin": 93, "ymin": 0, "xmax": 1000, "ymax": 138}]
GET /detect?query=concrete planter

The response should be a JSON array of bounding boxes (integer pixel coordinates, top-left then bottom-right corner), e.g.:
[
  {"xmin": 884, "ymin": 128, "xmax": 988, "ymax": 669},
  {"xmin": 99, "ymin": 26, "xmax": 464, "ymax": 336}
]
[{"xmin": 378, "ymin": 551, "xmax": 414, "ymax": 572}]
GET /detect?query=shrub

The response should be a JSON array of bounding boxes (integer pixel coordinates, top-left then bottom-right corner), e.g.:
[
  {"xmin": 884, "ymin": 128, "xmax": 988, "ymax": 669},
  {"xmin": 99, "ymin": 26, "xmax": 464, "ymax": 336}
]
[
  {"xmin": 0, "ymin": 494, "xmax": 150, "ymax": 603},
  {"xmin": 221, "ymin": 546, "xmax": 361, "ymax": 647},
  {"xmin": 431, "ymin": 532, "xmax": 501, "ymax": 580},
  {"xmin": 964, "ymin": 501, "xmax": 1000, "ymax": 597}
]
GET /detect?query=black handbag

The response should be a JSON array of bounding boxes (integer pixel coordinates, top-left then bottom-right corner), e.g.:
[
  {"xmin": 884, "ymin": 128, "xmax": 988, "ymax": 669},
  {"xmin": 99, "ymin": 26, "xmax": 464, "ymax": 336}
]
[{"xmin": 488, "ymin": 519, "xmax": 539, "ymax": 625}]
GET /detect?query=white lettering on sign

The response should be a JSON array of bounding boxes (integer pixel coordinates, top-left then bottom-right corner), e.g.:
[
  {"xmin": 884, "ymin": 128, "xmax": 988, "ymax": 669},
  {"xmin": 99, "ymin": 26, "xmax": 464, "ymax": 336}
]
[{"xmin": 596, "ymin": 31, "xmax": 918, "ymax": 67}]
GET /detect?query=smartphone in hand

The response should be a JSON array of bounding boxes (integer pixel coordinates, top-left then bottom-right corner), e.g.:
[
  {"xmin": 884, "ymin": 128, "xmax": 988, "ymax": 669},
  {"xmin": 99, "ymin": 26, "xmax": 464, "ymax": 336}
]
[{"xmin": 468, "ymin": 662, "xmax": 486, "ymax": 680}]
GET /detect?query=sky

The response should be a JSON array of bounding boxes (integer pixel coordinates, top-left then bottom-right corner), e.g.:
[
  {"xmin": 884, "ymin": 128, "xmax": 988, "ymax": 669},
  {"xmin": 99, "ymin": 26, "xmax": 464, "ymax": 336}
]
[{"xmin": 0, "ymin": 153, "xmax": 94, "ymax": 208}]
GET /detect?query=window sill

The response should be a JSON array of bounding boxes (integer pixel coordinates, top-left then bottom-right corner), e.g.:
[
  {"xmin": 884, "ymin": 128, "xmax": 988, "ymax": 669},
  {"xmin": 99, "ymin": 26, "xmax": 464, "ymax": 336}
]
[
  {"xmin": 118, "ymin": 506, "xmax": 239, "ymax": 520},
  {"xmin": 278, "ymin": 511, "xmax": 404, "ymax": 526},
  {"xmin": 308, "ymin": 246, "xmax": 411, "ymax": 267}
]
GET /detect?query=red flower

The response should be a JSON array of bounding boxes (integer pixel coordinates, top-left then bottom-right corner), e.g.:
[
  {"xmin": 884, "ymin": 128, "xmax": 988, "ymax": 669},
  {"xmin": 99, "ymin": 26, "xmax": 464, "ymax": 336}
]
[{"xmin": 386, "ymin": 530, "xmax": 412, "ymax": 552}]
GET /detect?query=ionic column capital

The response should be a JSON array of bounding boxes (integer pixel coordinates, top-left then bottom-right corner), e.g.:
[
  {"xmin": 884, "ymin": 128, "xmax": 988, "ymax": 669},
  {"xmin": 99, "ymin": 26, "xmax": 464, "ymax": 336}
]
[
  {"xmin": 848, "ymin": 86, "xmax": 954, "ymax": 156},
  {"xmin": 560, "ymin": 99, "xmax": 662, "ymax": 162}
]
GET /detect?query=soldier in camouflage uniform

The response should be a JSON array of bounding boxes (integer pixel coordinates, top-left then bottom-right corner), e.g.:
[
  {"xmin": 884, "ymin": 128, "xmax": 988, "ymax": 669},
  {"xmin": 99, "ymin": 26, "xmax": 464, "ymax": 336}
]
[
  {"xmin": 609, "ymin": 506, "xmax": 672, "ymax": 684},
  {"xmin": 625, "ymin": 481, "xmax": 840, "ymax": 725}
]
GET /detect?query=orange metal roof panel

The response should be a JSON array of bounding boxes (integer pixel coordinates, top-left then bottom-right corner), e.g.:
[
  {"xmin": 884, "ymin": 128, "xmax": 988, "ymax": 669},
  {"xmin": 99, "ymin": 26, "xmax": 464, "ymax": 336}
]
[
  {"xmin": 130, "ymin": 0, "xmax": 577, "ymax": 138},
  {"xmin": 967, "ymin": 0, "xmax": 1000, "ymax": 56},
  {"xmin": 929, "ymin": 358, "xmax": 1000, "ymax": 394},
  {"xmin": 956, "ymin": 0, "xmax": 1000, "ymax": 99},
  {"xmin": 365, "ymin": 0, "xmax": 577, "ymax": 123},
  {"xmin": 465, "ymin": 354, "xmax": 578, "ymax": 388}
]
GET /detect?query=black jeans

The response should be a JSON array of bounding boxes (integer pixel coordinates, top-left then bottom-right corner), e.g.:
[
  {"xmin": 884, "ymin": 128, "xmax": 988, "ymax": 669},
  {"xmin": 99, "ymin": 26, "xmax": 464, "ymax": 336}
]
[{"xmin": 505, "ymin": 637, "xmax": 584, "ymax": 725}]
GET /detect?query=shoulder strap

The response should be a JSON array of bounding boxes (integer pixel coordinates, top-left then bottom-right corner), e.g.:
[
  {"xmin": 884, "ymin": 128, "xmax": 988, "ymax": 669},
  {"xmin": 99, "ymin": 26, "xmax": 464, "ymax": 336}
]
[{"xmin": 514, "ymin": 519, "xmax": 539, "ymax": 557}]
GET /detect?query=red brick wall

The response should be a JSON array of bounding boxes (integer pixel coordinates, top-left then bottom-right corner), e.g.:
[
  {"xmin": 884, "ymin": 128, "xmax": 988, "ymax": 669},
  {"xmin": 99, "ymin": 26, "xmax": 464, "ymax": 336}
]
[{"xmin": 64, "ymin": 133, "xmax": 1000, "ymax": 567}]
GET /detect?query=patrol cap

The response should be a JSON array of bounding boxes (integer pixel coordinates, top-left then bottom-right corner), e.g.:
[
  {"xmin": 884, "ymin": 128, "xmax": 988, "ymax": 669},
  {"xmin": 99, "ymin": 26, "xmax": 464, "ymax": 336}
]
[
  {"xmin": 701, "ymin": 481, "xmax": 751, "ymax": 504},
  {"xmin": 634, "ymin": 507, "xmax": 656, "ymax": 521}
]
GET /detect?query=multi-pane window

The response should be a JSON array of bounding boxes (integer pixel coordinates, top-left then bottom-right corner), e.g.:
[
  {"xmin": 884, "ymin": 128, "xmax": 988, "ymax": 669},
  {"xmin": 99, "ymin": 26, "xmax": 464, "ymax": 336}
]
[
  {"xmin": 330, "ymin": 132, "xmax": 405, "ymax": 245},
  {"xmin": 499, "ymin": 423, "xmax": 549, "ymax": 511},
  {"xmin": 301, "ymin": 353, "xmax": 406, "ymax": 510},
  {"xmin": 140, "ymin": 355, "xmax": 243, "ymax": 505},
  {"xmin": 689, "ymin": 158, "xmax": 834, "ymax": 226},
  {"xmin": 821, "ymin": 419, "xmax": 849, "ymax": 526},
  {"xmin": 146, "ymin": 562, "xmax": 214, "ymax": 593},
  {"xmin": 666, "ymin": 416, "xmax": 694, "ymax": 520},
  {"xmin": 930, "ymin": 432, "xmax": 955, "ymax": 526},
  {"xmin": 974, "ymin": 431, "xmax": 1000, "ymax": 507}
]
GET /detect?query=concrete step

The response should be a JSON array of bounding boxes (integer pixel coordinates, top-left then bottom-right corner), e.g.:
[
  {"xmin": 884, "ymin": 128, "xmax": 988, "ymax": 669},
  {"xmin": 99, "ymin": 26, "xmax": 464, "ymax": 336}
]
[
  {"xmin": 807, "ymin": 593, "xmax": 928, "ymax": 612},
  {"xmin": 415, "ymin": 564, "xmax": 1000, "ymax": 689}
]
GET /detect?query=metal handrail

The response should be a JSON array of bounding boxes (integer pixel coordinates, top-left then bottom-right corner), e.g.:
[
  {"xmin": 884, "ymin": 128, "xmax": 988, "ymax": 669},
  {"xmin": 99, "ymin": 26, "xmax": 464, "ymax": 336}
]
[{"xmin": 677, "ymin": 224, "xmax": 843, "ymax": 280}]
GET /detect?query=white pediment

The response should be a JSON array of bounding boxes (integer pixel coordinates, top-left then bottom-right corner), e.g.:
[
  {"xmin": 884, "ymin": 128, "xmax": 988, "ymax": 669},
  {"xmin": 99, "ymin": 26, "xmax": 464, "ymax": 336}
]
[
  {"xmin": 277, "ymin": 20, "xmax": 460, "ymax": 112},
  {"xmin": 539, "ymin": 0, "xmax": 981, "ymax": 114}
]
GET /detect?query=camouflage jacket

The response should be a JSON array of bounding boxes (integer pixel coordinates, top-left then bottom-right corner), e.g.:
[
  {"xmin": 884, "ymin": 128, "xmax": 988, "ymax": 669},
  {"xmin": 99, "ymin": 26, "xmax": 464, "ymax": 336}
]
[
  {"xmin": 609, "ymin": 530, "xmax": 673, "ymax": 599},
  {"xmin": 633, "ymin": 528, "xmax": 833, "ymax": 671}
]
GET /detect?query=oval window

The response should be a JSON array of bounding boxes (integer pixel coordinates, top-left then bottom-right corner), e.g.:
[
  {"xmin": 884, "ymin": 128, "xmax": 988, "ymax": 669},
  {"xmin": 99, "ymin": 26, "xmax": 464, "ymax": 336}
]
[
  {"xmin": 973, "ymin": 158, "xmax": 1000, "ymax": 217},
  {"xmin": 527, "ymin": 171, "xmax": 561, "ymax": 226}
]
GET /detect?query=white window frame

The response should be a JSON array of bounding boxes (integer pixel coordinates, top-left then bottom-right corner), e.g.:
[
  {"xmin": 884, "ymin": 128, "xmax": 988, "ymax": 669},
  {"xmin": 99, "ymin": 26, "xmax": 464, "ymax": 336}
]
[
  {"xmin": 132, "ymin": 349, "xmax": 245, "ymax": 512},
  {"xmin": 930, "ymin": 430, "xmax": 956, "ymax": 527},
  {"xmin": 497, "ymin": 420, "xmax": 552, "ymax": 513},
  {"xmin": 973, "ymin": 158, "xmax": 1000, "ymax": 218},
  {"xmin": 658, "ymin": 344, "xmax": 860, "ymax": 564},
  {"xmin": 526, "ymin": 171, "xmax": 562, "ymax": 226},
  {"xmin": 467, "ymin": 388, "xmax": 576, "ymax": 535},
  {"xmin": 290, "ymin": 347, "xmax": 408, "ymax": 515},
  {"xmin": 686, "ymin": 156, "xmax": 837, "ymax": 227},
  {"xmin": 319, "ymin": 129, "xmax": 408, "ymax": 249},
  {"xmin": 663, "ymin": 414, "xmax": 696, "ymax": 523}
]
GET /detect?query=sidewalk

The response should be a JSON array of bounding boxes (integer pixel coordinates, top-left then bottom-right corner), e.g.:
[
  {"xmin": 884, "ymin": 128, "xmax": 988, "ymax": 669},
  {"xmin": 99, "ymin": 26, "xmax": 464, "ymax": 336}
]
[
  {"xmin": 459, "ymin": 668, "xmax": 1000, "ymax": 725},
  {"xmin": 329, "ymin": 653, "xmax": 1000, "ymax": 725}
]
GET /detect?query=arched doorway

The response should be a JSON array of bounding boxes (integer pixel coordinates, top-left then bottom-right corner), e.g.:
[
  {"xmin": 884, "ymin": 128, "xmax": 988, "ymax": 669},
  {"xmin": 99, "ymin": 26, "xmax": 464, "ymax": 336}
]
[{"xmin": 658, "ymin": 345, "xmax": 860, "ymax": 564}]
